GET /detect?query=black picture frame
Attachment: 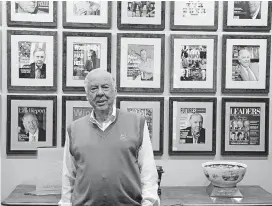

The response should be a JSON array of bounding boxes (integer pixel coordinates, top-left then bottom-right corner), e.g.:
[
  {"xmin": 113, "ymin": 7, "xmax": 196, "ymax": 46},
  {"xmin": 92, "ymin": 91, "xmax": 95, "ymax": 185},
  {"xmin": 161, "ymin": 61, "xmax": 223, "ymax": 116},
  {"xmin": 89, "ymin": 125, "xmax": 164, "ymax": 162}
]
[
  {"xmin": 7, "ymin": 95, "xmax": 57, "ymax": 155},
  {"xmin": 222, "ymin": 35, "xmax": 270, "ymax": 94},
  {"xmin": 170, "ymin": 34, "xmax": 218, "ymax": 93},
  {"xmin": 7, "ymin": 1, "xmax": 57, "ymax": 28},
  {"xmin": 62, "ymin": 32, "xmax": 111, "ymax": 92},
  {"xmin": 117, "ymin": 1, "xmax": 165, "ymax": 31},
  {"xmin": 116, "ymin": 33, "xmax": 165, "ymax": 93},
  {"xmin": 170, "ymin": 1, "xmax": 218, "ymax": 31},
  {"xmin": 221, "ymin": 98, "xmax": 269, "ymax": 156},
  {"xmin": 63, "ymin": 1, "xmax": 112, "ymax": 29},
  {"xmin": 169, "ymin": 97, "xmax": 217, "ymax": 155},
  {"xmin": 116, "ymin": 96, "xmax": 164, "ymax": 156},
  {"xmin": 7, "ymin": 30, "xmax": 58, "ymax": 92},
  {"xmin": 223, "ymin": 1, "xmax": 272, "ymax": 32}
]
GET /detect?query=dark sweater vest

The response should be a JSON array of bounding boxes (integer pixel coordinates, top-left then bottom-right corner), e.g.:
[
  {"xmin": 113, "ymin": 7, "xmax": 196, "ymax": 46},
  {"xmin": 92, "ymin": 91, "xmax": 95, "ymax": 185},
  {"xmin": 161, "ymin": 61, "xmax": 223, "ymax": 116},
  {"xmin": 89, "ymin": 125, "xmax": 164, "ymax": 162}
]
[{"xmin": 67, "ymin": 109, "xmax": 145, "ymax": 206}]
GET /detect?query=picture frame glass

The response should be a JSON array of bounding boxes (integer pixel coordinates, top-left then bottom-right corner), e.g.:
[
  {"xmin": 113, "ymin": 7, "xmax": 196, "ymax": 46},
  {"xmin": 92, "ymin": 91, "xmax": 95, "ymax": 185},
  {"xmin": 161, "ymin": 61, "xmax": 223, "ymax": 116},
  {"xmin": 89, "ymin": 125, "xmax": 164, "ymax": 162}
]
[
  {"xmin": 10, "ymin": 1, "xmax": 54, "ymax": 22},
  {"xmin": 224, "ymin": 101, "xmax": 266, "ymax": 152},
  {"xmin": 225, "ymin": 38, "xmax": 267, "ymax": 89},
  {"xmin": 120, "ymin": 37, "xmax": 161, "ymax": 88},
  {"xmin": 171, "ymin": 101, "xmax": 214, "ymax": 152},
  {"xmin": 121, "ymin": 1, "xmax": 161, "ymax": 25}
]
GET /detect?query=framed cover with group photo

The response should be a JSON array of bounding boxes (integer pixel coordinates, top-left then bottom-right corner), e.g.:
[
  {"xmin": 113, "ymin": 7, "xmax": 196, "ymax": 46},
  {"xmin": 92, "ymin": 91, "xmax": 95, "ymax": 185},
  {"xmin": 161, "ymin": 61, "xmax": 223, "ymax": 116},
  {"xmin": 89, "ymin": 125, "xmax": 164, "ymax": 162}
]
[
  {"xmin": 63, "ymin": 32, "xmax": 111, "ymax": 92},
  {"xmin": 7, "ymin": 1, "xmax": 57, "ymax": 28},
  {"xmin": 63, "ymin": 1, "xmax": 112, "ymax": 29},
  {"xmin": 62, "ymin": 96, "xmax": 92, "ymax": 146},
  {"xmin": 170, "ymin": 35, "xmax": 217, "ymax": 93},
  {"xmin": 117, "ymin": 1, "xmax": 165, "ymax": 30},
  {"xmin": 223, "ymin": 1, "xmax": 272, "ymax": 31},
  {"xmin": 170, "ymin": 1, "xmax": 218, "ymax": 31},
  {"xmin": 117, "ymin": 33, "xmax": 165, "ymax": 93},
  {"xmin": 116, "ymin": 96, "xmax": 164, "ymax": 156},
  {"xmin": 222, "ymin": 35, "xmax": 270, "ymax": 94},
  {"xmin": 169, "ymin": 97, "xmax": 217, "ymax": 155},
  {"xmin": 7, "ymin": 95, "xmax": 57, "ymax": 155},
  {"xmin": 7, "ymin": 30, "xmax": 57, "ymax": 92},
  {"xmin": 221, "ymin": 98, "xmax": 269, "ymax": 156}
]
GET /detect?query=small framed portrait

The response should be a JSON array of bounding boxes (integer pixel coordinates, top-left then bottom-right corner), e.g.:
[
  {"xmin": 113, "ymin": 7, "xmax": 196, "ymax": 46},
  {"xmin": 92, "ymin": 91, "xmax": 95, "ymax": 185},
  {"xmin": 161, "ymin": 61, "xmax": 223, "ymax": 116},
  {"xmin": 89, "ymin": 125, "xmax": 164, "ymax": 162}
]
[
  {"xmin": 223, "ymin": 1, "xmax": 272, "ymax": 31},
  {"xmin": 7, "ymin": 30, "xmax": 57, "ymax": 92},
  {"xmin": 170, "ymin": 1, "xmax": 218, "ymax": 31},
  {"xmin": 170, "ymin": 35, "xmax": 217, "ymax": 93},
  {"xmin": 63, "ymin": 32, "xmax": 111, "ymax": 92},
  {"xmin": 7, "ymin": 95, "xmax": 57, "ymax": 155},
  {"xmin": 222, "ymin": 35, "xmax": 271, "ymax": 94},
  {"xmin": 116, "ymin": 96, "xmax": 164, "ymax": 156},
  {"xmin": 221, "ymin": 98, "xmax": 269, "ymax": 156},
  {"xmin": 62, "ymin": 96, "xmax": 92, "ymax": 146},
  {"xmin": 117, "ymin": 1, "xmax": 165, "ymax": 30},
  {"xmin": 7, "ymin": 1, "xmax": 57, "ymax": 28},
  {"xmin": 169, "ymin": 97, "xmax": 216, "ymax": 155},
  {"xmin": 63, "ymin": 1, "xmax": 111, "ymax": 29},
  {"xmin": 117, "ymin": 33, "xmax": 165, "ymax": 93}
]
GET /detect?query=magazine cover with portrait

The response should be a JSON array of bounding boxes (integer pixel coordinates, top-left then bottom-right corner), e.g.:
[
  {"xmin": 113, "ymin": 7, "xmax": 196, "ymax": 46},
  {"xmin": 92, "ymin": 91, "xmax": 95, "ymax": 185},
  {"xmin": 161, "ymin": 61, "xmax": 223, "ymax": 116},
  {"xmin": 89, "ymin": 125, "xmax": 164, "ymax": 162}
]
[
  {"xmin": 7, "ymin": 30, "xmax": 57, "ymax": 92},
  {"xmin": 169, "ymin": 97, "xmax": 216, "ymax": 155},
  {"xmin": 7, "ymin": 1, "xmax": 57, "ymax": 27},
  {"xmin": 7, "ymin": 95, "xmax": 57, "ymax": 155}
]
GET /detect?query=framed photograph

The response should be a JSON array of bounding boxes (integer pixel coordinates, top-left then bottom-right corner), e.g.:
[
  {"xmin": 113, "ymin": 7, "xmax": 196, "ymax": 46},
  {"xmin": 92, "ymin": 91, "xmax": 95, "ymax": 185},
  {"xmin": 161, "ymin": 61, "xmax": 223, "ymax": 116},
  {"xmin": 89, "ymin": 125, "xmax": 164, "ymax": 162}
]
[
  {"xmin": 116, "ymin": 96, "xmax": 164, "ymax": 156},
  {"xmin": 169, "ymin": 97, "xmax": 216, "ymax": 155},
  {"xmin": 221, "ymin": 98, "xmax": 269, "ymax": 156},
  {"xmin": 117, "ymin": 33, "xmax": 165, "ymax": 93},
  {"xmin": 117, "ymin": 1, "xmax": 165, "ymax": 30},
  {"xmin": 223, "ymin": 1, "xmax": 271, "ymax": 31},
  {"xmin": 222, "ymin": 35, "xmax": 270, "ymax": 94},
  {"xmin": 170, "ymin": 35, "xmax": 217, "ymax": 93},
  {"xmin": 63, "ymin": 32, "xmax": 111, "ymax": 92},
  {"xmin": 62, "ymin": 96, "xmax": 92, "ymax": 146},
  {"xmin": 170, "ymin": 1, "xmax": 218, "ymax": 31},
  {"xmin": 7, "ymin": 1, "xmax": 57, "ymax": 28},
  {"xmin": 7, "ymin": 95, "xmax": 57, "ymax": 155},
  {"xmin": 63, "ymin": 1, "xmax": 111, "ymax": 29},
  {"xmin": 7, "ymin": 30, "xmax": 57, "ymax": 92}
]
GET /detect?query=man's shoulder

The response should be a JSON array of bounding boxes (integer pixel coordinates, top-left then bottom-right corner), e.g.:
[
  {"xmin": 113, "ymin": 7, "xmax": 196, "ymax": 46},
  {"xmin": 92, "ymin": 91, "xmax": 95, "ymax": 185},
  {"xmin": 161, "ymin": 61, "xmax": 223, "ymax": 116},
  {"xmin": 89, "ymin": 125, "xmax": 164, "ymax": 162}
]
[{"xmin": 70, "ymin": 115, "xmax": 91, "ymax": 127}]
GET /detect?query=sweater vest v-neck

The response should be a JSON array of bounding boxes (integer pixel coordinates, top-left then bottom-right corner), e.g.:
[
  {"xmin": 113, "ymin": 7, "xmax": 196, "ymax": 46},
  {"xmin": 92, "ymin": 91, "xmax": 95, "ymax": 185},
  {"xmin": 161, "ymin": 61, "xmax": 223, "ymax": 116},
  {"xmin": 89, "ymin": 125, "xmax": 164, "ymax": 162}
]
[{"xmin": 67, "ymin": 109, "xmax": 145, "ymax": 206}]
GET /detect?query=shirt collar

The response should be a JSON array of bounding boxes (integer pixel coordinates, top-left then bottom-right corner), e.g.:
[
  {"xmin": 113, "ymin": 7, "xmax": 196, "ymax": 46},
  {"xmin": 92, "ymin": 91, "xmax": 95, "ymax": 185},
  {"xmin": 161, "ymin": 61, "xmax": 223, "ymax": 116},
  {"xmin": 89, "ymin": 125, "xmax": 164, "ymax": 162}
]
[{"xmin": 89, "ymin": 106, "xmax": 116, "ymax": 125}]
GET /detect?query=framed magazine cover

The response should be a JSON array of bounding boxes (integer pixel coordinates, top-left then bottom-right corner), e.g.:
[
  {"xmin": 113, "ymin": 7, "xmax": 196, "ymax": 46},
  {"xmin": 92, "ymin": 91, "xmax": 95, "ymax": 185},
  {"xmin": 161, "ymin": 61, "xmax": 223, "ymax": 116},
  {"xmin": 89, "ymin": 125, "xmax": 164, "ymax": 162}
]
[
  {"xmin": 170, "ymin": 35, "xmax": 217, "ymax": 93},
  {"xmin": 221, "ymin": 98, "xmax": 269, "ymax": 156},
  {"xmin": 62, "ymin": 96, "xmax": 92, "ymax": 146},
  {"xmin": 117, "ymin": 33, "xmax": 165, "ymax": 93},
  {"xmin": 63, "ymin": 32, "xmax": 111, "ymax": 92},
  {"xmin": 169, "ymin": 97, "xmax": 216, "ymax": 155},
  {"xmin": 7, "ymin": 30, "xmax": 57, "ymax": 92},
  {"xmin": 7, "ymin": 1, "xmax": 57, "ymax": 28},
  {"xmin": 222, "ymin": 35, "xmax": 270, "ymax": 94},
  {"xmin": 116, "ymin": 96, "xmax": 164, "ymax": 156},
  {"xmin": 7, "ymin": 95, "xmax": 57, "ymax": 155},
  {"xmin": 63, "ymin": 1, "xmax": 111, "ymax": 29},
  {"xmin": 223, "ymin": 1, "xmax": 272, "ymax": 32},
  {"xmin": 170, "ymin": 1, "xmax": 218, "ymax": 31},
  {"xmin": 117, "ymin": 1, "xmax": 165, "ymax": 30}
]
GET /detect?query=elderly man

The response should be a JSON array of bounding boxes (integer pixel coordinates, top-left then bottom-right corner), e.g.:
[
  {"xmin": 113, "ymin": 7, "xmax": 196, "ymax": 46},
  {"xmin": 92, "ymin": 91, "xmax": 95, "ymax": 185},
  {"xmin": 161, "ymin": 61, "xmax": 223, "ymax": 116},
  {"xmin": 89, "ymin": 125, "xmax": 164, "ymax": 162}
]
[
  {"xmin": 59, "ymin": 69, "xmax": 159, "ymax": 206},
  {"xmin": 235, "ymin": 49, "xmax": 258, "ymax": 81}
]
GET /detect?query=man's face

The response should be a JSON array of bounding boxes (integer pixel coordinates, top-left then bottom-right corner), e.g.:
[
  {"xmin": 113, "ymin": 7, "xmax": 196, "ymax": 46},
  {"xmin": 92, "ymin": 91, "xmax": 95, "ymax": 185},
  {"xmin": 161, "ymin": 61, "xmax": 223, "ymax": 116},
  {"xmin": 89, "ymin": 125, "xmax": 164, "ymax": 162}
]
[
  {"xmin": 86, "ymin": 72, "xmax": 116, "ymax": 112},
  {"xmin": 17, "ymin": 1, "xmax": 37, "ymax": 13},
  {"xmin": 238, "ymin": 50, "xmax": 251, "ymax": 67},
  {"xmin": 140, "ymin": 50, "xmax": 147, "ymax": 60},
  {"xmin": 190, "ymin": 115, "xmax": 203, "ymax": 133},
  {"xmin": 248, "ymin": 1, "xmax": 261, "ymax": 15},
  {"xmin": 34, "ymin": 51, "xmax": 46, "ymax": 67},
  {"xmin": 23, "ymin": 115, "xmax": 38, "ymax": 134}
]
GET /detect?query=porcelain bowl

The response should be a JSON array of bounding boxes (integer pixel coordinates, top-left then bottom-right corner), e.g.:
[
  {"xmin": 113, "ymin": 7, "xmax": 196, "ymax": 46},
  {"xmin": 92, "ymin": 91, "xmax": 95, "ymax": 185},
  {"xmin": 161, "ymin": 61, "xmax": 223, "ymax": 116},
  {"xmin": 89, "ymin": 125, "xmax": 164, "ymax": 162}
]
[{"xmin": 202, "ymin": 161, "xmax": 247, "ymax": 188}]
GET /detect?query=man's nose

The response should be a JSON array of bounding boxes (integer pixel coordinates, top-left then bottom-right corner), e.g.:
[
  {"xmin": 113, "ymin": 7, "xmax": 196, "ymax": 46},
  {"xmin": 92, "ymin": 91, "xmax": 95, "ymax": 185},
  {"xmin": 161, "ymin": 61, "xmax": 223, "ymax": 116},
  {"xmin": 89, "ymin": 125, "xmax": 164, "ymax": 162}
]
[{"xmin": 96, "ymin": 87, "xmax": 104, "ymax": 95}]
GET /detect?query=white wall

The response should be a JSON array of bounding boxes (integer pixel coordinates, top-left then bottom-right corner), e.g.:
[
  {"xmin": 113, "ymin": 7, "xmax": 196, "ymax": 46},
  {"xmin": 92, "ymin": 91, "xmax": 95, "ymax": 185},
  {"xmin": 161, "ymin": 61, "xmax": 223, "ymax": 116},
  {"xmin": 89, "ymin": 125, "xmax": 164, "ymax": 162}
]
[{"xmin": 1, "ymin": 1, "xmax": 272, "ymax": 201}]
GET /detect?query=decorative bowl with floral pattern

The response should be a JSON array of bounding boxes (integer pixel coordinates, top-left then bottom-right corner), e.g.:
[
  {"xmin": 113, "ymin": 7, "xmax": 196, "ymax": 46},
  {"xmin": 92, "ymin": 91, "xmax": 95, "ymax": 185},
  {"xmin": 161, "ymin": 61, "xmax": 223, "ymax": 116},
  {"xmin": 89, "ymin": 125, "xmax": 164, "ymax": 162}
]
[{"xmin": 202, "ymin": 161, "xmax": 247, "ymax": 188}]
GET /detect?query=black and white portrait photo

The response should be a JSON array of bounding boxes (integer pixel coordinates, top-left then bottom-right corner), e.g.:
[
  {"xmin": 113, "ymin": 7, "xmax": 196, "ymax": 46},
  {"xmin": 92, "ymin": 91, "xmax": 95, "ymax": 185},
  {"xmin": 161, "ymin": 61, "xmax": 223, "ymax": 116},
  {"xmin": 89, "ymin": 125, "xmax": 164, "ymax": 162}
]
[
  {"xmin": 233, "ymin": 1, "xmax": 261, "ymax": 19},
  {"xmin": 127, "ymin": 1, "xmax": 155, "ymax": 18},
  {"xmin": 15, "ymin": 1, "xmax": 49, "ymax": 14},
  {"xmin": 73, "ymin": 1, "xmax": 101, "ymax": 16}
]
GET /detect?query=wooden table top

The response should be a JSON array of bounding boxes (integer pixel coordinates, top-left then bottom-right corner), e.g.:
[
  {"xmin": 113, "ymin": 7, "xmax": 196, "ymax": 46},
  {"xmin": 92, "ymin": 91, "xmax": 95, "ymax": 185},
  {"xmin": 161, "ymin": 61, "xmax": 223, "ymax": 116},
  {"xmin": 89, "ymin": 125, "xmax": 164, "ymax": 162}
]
[{"xmin": 2, "ymin": 184, "xmax": 272, "ymax": 206}]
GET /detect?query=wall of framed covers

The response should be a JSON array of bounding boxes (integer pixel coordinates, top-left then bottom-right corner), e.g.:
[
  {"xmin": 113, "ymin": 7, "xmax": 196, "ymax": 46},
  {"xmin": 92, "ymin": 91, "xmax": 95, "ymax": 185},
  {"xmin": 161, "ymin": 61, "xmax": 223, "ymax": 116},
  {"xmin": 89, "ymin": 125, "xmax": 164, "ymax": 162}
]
[{"xmin": 1, "ymin": 1, "xmax": 272, "ymax": 201}]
